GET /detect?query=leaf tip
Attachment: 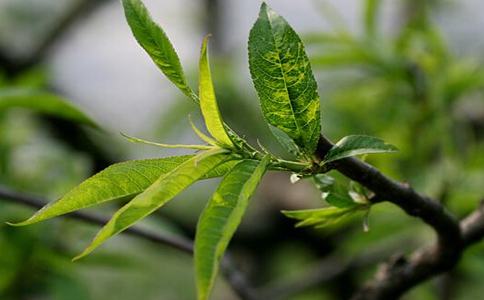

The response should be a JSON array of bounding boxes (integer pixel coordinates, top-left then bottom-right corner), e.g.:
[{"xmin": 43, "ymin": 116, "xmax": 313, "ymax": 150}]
[
  {"xmin": 73, "ymin": 247, "xmax": 93, "ymax": 262},
  {"xmin": 260, "ymin": 2, "xmax": 269, "ymax": 11},
  {"xmin": 120, "ymin": 132, "xmax": 137, "ymax": 143},
  {"xmin": 5, "ymin": 221, "xmax": 24, "ymax": 227},
  {"xmin": 6, "ymin": 216, "xmax": 38, "ymax": 227}
]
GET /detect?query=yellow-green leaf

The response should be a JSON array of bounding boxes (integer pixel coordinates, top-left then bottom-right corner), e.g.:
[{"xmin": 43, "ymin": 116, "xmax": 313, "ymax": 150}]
[
  {"xmin": 74, "ymin": 152, "xmax": 230, "ymax": 260},
  {"xmin": 282, "ymin": 206, "xmax": 363, "ymax": 228},
  {"xmin": 195, "ymin": 156, "xmax": 270, "ymax": 300},
  {"xmin": 199, "ymin": 36, "xmax": 234, "ymax": 148},
  {"xmin": 9, "ymin": 155, "xmax": 236, "ymax": 226},
  {"xmin": 121, "ymin": 132, "xmax": 213, "ymax": 150}
]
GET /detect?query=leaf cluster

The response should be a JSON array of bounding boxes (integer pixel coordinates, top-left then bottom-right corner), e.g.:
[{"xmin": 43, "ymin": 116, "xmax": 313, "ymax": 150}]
[{"xmin": 7, "ymin": 1, "xmax": 399, "ymax": 299}]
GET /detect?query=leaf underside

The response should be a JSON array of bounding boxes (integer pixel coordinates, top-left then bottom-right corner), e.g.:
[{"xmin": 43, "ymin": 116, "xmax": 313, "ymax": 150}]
[
  {"xmin": 0, "ymin": 89, "xmax": 98, "ymax": 128},
  {"xmin": 195, "ymin": 156, "xmax": 270, "ymax": 300},
  {"xmin": 122, "ymin": 0, "xmax": 197, "ymax": 102},
  {"xmin": 282, "ymin": 206, "xmax": 360, "ymax": 228},
  {"xmin": 313, "ymin": 174, "xmax": 356, "ymax": 208},
  {"xmin": 74, "ymin": 153, "xmax": 229, "ymax": 260},
  {"xmin": 12, "ymin": 155, "xmax": 236, "ymax": 226},
  {"xmin": 323, "ymin": 135, "xmax": 398, "ymax": 164},
  {"xmin": 249, "ymin": 3, "xmax": 321, "ymax": 155}
]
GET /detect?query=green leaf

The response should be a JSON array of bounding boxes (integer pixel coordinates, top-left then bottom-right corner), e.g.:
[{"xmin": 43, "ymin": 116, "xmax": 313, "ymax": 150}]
[
  {"xmin": 269, "ymin": 125, "xmax": 300, "ymax": 157},
  {"xmin": 121, "ymin": 132, "xmax": 213, "ymax": 150},
  {"xmin": 0, "ymin": 89, "xmax": 98, "ymax": 128},
  {"xmin": 313, "ymin": 175, "xmax": 356, "ymax": 208},
  {"xmin": 323, "ymin": 135, "xmax": 398, "ymax": 164},
  {"xmin": 248, "ymin": 3, "xmax": 321, "ymax": 155},
  {"xmin": 74, "ymin": 152, "xmax": 230, "ymax": 260},
  {"xmin": 199, "ymin": 36, "xmax": 234, "ymax": 148},
  {"xmin": 121, "ymin": 0, "xmax": 197, "ymax": 102},
  {"xmin": 195, "ymin": 156, "xmax": 270, "ymax": 300},
  {"xmin": 282, "ymin": 206, "xmax": 363, "ymax": 228},
  {"xmin": 188, "ymin": 115, "xmax": 218, "ymax": 146},
  {"xmin": 10, "ymin": 155, "xmax": 235, "ymax": 226}
]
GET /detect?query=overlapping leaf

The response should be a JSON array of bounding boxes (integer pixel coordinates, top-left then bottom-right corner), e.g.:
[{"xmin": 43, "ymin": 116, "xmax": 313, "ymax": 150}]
[
  {"xmin": 248, "ymin": 3, "xmax": 321, "ymax": 155},
  {"xmin": 195, "ymin": 156, "xmax": 270, "ymax": 300},
  {"xmin": 11, "ymin": 155, "xmax": 236, "ymax": 226},
  {"xmin": 282, "ymin": 206, "xmax": 364, "ymax": 228},
  {"xmin": 121, "ymin": 0, "xmax": 197, "ymax": 102},
  {"xmin": 313, "ymin": 174, "xmax": 357, "ymax": 208},
  {"xmin": 323, "ymin": 135, "xmax": 398, "ymax": 164},
  {"xmin": 74, "ymin": 152, "xmax": 229, "ymax": 260},
  {"xmin": 198, "ymin": 37, "xmax": 234, "ymax": 148},
  {"xmin": 269, "ymin": 125, "xmax": 300, "ymax": 157},
  {"xmin": 0, "ymin": 89, "xmax": 98, "ymax": 128}
]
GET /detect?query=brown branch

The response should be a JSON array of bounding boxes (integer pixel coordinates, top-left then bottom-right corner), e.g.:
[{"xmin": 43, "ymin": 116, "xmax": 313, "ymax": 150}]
[
  {"xmin": 316, "ymin": 135, "xmax": 465, "ymax": 299},
  {"xmin": 461, "ymin": 200, "xmax": 484, "ymax": 247},
  {"xmin": 0, "ymin": 186, "xmax": 262, "ymax": 300}
]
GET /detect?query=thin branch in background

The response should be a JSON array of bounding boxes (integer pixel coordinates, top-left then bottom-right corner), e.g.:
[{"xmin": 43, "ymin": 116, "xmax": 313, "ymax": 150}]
[
  {"xmin": 0, "ymin": 186, "xmax": 262, "ymax": 300},
  {"xmin": 0, "ymin": 0, "xmax": 110, "ymax": 77}
]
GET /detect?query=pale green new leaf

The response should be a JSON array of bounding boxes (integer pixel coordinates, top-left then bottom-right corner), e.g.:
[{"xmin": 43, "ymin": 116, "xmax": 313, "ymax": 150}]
[
  {"xmin": 195, "ymin": 156, "xmax": 270, "ymax": 300},
  {"xmin": 248, "ymin": 3, "xmax": 321, "ymax": 154},
  {"xmin": 122, "ymin": 0, "xmax": 197, "ymax": 102},
  {"xmin": 282, "ymin": 206, "xmax": 363, "ymax": 228},
  {"xmin": 313, "ymin": 174, "xmax": 356, "ymax": 208},
  {"xmin": 199, "ymin": 36, "xmax": 234, "ymax": 148},
  {"xmin": 0, "ymin": 89, "xmax": 98, "ymax": 128},
  {"xmin": 189, "ymin": 115, "xmax": 218, "ymax": 146},
  {"xmin": 121, "ymin": 132, "xmax": 213, "ymax": 150},
  {"xmin": 323, "ymin": 135, "xmax": 398, "ymax": 164},
  {"xmin": 10, "ymin": 155, "xmax": 236, "ymax": 226},
  {"xmin": 75, "ymin": 153, "xmax": 230, "ymax": 260}
]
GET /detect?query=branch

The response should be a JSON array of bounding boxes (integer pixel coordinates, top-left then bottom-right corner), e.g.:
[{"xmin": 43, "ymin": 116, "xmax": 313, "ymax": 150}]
[
  {"xmin": 316, "ymin": 135, "xmax": 464, "ymax": 299},
  {"xmin": 0, "ymin": 186, "xmax": 262, "ymax": 300},
  {"xmin": 461, "ymin": 200, "xmax": 484, "ymax": 247},
  {"xmin": 0, "ymin": 0, "xmax": 110, "ymax": 76},
  {"xmin": 257, "ymin": 239, "xmax": 418, "ymax": 300}
]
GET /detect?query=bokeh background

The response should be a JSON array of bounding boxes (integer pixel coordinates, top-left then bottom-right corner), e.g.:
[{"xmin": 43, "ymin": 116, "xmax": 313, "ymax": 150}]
[{"xmin": 1, "ymin": 0, "xmax": 484, "ymax": 299}]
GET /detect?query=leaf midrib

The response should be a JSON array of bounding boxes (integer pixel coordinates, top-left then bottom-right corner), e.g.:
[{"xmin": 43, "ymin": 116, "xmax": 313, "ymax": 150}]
[{"xmin": 265, "ymin": 13, "xmax": 304, "ymax": 148}]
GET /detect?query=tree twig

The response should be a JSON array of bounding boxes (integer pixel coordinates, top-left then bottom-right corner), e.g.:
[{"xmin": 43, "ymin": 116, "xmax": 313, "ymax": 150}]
[
  {"xmin": 0, "ymin": 186, "xmax": 262, "ymax": 300},
  {"xmin": 315, "ymin": 135, "xmax": 484, "ymax": 300},
  {"xmin": 0, "ymin": 0, "xmax": 110, "ymax": 76}
]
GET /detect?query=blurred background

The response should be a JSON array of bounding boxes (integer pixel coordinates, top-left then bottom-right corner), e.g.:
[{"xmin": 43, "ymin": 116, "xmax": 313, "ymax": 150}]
[{"xmin": 1, "ymin": 0, "xmax": 484, "ymax": 299}]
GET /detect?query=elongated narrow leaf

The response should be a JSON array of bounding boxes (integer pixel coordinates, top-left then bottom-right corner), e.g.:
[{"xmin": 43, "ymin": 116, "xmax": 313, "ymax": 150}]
[
  {"xmin": 10, "ymin": 155, "xmax": 236, "ymax": 226},
  {"xmin": 121, "ymin": 0, "xmax": 197, "ymax": 102},
  {"xmin": 323, "ymin": 135, "xmax": 398, "ymax": 164},
  {"xmin": 248, "ymin": 3, "xmax": 321, "ymax": 154},
  {"xmin": 0, "ymin": 89, "xmax": 98, "ymax": 128},
  {"xmin": 121, "ymin": 132, "xmax": 213, "ymax": 150},
  {"xmin": 189, "ymin": 116, "xmax": 218, "ymax": 146},
  {"xmin": 195, "ymin": 156, "xmax": 270, "ymax": 300},
  {"xmin": 199, "ymin": 37, "xmax": 234, "ymax": 148},
  {"xmin": 282, "ymin": 206, "xmax": 363, "ymax": 228},
  {"xmin": 75, "ymin": 153, "xmax": 230, "ymax": 260}
]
